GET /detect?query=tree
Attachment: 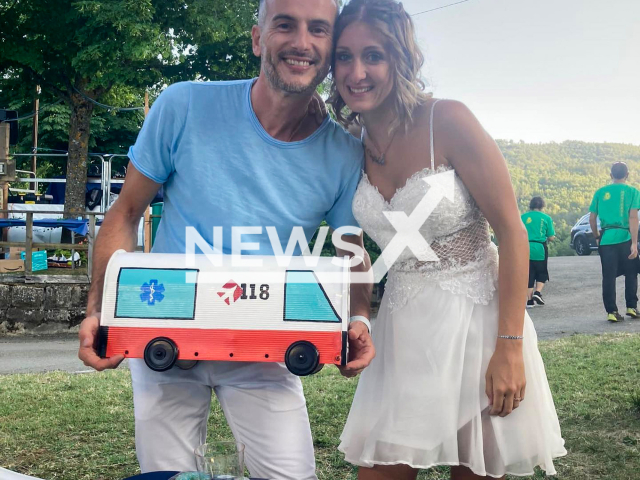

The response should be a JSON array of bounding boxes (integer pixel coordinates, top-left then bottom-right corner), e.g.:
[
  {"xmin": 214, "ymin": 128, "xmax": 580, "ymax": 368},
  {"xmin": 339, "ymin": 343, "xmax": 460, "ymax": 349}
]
[{"xmin": 0, "ymin": 0, "xmax": 259, "ymax": 216}]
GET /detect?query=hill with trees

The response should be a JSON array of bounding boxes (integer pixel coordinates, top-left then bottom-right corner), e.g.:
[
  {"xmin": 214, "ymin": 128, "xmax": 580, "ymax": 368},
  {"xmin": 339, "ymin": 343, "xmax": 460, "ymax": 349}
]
[{"xmin": 347, "ymin": 140, "xmax": 640, "ymax": 262}]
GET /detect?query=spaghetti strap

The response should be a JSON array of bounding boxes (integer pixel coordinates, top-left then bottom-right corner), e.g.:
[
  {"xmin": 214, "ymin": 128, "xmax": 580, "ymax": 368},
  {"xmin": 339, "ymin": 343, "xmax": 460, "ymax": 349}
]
[{"xmin": 430, "ymin": 99, "xmax": 441, "ymax": 171}]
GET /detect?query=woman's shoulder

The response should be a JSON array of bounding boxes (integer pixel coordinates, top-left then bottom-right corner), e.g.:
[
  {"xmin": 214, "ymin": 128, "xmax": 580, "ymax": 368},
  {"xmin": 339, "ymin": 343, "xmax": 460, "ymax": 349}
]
[
  {"xmin": 414, "ymin": 99, "xmax": 498, "ymax": 169},
  {"xmin": 412, "ymin": 98, "xmax": 477, "ymax": 133},
  {"xmin": 432, "ymin": 99, "xmax": 489, "ymax": 151}
]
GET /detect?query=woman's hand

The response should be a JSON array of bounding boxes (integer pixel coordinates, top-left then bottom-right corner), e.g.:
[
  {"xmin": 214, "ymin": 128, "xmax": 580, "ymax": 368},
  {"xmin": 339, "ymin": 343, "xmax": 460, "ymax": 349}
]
[{"xmin": 485, "ymin": 340, "xmax": 526, "ymax": 417}]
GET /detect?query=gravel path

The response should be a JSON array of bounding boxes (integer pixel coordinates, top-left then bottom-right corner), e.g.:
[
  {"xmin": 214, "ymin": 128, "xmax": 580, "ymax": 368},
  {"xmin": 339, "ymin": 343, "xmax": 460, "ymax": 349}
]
[{"xmin": 527, "ymin": 255, "xmax": 640, "ymax": 339}]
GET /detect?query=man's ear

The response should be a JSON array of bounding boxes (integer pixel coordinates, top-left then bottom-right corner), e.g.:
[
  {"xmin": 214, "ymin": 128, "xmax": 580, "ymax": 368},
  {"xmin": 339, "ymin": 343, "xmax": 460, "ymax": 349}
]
[{"xmin": 251, "ymin": 25, "xmax": 262, "ymax": 57}]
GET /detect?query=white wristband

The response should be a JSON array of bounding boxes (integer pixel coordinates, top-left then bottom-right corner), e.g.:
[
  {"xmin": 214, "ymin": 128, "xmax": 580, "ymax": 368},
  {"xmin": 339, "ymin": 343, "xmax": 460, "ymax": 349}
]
[{"xmin": 349, "ymin": 315, "xmax": 372, "ymax": 333}]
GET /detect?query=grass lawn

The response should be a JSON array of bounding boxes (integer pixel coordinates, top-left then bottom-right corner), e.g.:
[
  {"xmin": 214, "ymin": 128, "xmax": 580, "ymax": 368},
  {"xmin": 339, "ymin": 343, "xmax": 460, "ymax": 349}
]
[{"xmin": 1, "ymin": 333, "xmax": 639, "ymax": 480}]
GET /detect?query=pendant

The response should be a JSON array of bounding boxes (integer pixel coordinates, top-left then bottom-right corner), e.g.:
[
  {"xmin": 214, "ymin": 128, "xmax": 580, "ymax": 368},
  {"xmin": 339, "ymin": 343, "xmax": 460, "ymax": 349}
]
[
  {"xmin": 371, "ymin": 153, "xmax": 385, "ymax": 166},
  {"xmin": 365, "ymin": 144, "xmax": 385, "ymax": 165}
]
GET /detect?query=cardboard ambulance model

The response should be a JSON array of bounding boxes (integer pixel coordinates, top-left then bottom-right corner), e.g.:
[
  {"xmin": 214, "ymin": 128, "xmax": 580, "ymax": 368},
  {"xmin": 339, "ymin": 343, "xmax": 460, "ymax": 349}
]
[{"xmin": 98, "ymin": 251, "xmax": 350, "ymax": 376}]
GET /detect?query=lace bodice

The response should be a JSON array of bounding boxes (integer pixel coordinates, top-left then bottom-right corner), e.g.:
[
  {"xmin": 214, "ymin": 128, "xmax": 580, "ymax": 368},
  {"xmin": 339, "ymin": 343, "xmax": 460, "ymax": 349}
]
[{"xmin": 353, "ymin": 165, "xmax": 499, "ymax": 312}]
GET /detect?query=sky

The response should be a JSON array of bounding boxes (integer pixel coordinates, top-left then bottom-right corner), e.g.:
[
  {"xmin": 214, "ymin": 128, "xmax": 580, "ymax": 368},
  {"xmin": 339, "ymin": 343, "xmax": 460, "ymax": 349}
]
[{"xmin": 400, "ymin": 0, "xmax": 640, "ymax": 145}]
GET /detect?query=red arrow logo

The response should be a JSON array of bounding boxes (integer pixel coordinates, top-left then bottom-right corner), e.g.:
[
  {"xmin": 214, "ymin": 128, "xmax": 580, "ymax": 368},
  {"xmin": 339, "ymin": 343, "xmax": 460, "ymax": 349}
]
[{"xmin": 217, "ymin": 281, "xmax": 243, "ymax": 305}]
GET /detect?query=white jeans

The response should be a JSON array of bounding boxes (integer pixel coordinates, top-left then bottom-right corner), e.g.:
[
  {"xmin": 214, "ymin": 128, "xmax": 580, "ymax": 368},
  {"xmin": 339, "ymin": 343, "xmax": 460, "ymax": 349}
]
[{"xmin": 129, "ymin": 359, "xmax": 317, "ymax": 480}]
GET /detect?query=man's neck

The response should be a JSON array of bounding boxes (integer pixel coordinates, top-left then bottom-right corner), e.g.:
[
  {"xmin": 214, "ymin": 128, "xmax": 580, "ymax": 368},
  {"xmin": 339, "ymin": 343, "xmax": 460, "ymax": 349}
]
[
  {"xmin": 613, "ymin": 179, "xmax": 627, "ymax": 184},
  {"xmin": 250, "ymin": 75, "xmax": 315, "ymax": 142}
]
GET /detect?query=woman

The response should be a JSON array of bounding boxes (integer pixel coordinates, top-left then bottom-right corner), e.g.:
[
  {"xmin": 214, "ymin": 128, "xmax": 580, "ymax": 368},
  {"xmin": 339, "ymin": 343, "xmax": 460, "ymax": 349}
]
[
  {"xmin": 521, "ymin": 197, "xmax": 555, "ymax": 308},
  {"xmin": 329, "ymin": 1, "xmax": 566, "ymax": 479}
]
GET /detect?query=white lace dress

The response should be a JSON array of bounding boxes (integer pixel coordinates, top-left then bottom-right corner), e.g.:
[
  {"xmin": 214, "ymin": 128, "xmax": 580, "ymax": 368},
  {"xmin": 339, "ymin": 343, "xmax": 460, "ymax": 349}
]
[{"xmin": 338, "ymin": 108, "xmax": 566, "ymax": 477}]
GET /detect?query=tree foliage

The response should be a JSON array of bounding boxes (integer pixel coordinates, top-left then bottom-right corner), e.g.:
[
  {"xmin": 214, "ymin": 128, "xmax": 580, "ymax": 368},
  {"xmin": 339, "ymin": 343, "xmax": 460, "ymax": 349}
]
[{"xmin": 0, "ymin": 0, "xmax": 259, "ymax": 215}]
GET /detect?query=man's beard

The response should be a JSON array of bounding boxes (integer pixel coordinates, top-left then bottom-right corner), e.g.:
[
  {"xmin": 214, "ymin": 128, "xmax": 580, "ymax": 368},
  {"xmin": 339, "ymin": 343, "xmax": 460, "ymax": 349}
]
[{"xmin": 262, "ymin": 47, "xmax": 329, "ymax": 95}]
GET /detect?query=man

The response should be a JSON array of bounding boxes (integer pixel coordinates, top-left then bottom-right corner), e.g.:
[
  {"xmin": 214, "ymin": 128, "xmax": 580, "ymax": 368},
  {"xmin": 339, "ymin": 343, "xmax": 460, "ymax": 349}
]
[
  {"xmin": 77, "ymin": 1, "xmax": 375, "ymax": 478},
  {"xmin": 521, "ymin": 196, "xmax": 555, "ymax": 308},
  {"xmin": 590, "ymin": 162, "xmax": 640, "ymax": 322}
]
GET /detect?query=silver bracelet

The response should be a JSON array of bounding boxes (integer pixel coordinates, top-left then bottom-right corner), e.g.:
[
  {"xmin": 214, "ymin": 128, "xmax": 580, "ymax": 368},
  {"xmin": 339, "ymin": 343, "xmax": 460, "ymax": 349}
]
[{"xmin": 498, "ymin": 335, "xmax": 523, "ymax": 340}]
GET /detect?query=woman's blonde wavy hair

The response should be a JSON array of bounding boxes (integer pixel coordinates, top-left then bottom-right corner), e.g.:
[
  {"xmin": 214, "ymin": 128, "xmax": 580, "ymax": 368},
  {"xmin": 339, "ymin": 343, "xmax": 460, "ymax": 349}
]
[{"xmin": 328, "ymin": 0, "xmax": 430, "ymax": 132}]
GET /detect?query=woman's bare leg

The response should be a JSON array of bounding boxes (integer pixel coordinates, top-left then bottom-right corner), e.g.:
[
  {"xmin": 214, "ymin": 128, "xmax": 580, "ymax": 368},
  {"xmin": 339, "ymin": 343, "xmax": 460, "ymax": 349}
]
[
  {"xmin": 358, "ymin": 464, "xmax": 419, "ymax": 480},
  {"xmin": 451, "ymin": 466, "xmax": 505, "ymax": 480}
]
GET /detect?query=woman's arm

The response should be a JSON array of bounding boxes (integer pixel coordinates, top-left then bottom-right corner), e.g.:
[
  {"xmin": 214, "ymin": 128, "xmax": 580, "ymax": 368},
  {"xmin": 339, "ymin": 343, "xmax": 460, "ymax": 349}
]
[{"xmin": 436, "ymin": 100, "xmax": 528, "ymax": 417}]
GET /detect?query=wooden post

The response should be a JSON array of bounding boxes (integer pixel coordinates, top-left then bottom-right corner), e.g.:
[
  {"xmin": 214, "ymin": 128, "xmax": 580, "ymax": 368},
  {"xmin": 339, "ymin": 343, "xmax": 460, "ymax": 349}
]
[
  {"xmin": 31, "ymin": 86, "xmax": 40, "ymax": 194},
  {"xmin": 25, "ymin": 212, "xmax": 33, "ymax": 275},
  {"xmin": 0, "ymin": 122, "xmax": 10, "ymax": 164},
  {"xmin": 88, "ymin": 214, "xmax": 96, "ymax": 281},
  {"xmin": 0, "ymin": 123, "xmax": 9, "ymax": 256},
  {"xmin": 71, "ymin": 231, "xmax": 75, "ymax": 270},
  {"xmin": 0, "ymin": 184, "xmax": 6, "ymax": 258},
  {"xmin": 143, "ymin": 90, "xmax": 151, "ymax": 253},
  {"xmin": 0, "ymin": 122, "xmax": 9, "ymax": 189},
  {"xmin": 144, "ymin": 206, "xmax": 152, "ymax": 253},
  {"xmin": 0, "ymin": 183, "xmax": 5, "ymax": 214}
]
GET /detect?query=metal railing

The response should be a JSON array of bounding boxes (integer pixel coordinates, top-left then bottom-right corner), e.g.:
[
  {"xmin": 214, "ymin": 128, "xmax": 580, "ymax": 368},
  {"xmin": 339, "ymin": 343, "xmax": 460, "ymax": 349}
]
[
  {"xmin": 10, "ymin": 152, "xmax": 129, "ymax": 213},
  {"xmin": 1, "ymin": 153, "xmax": 155, "ymax": 279},
  {"xmin": 11, "ymin": 169, "xmax": 37, "ymax": 194},
  {"xmin": 0, "ymin": 209, "xmax": 104, "ymax": 278}
]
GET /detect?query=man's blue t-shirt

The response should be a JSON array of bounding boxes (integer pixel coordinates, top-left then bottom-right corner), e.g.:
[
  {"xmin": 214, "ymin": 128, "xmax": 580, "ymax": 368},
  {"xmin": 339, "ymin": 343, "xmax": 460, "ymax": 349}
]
[{"xmin": 128, "ymin": 79, "xmax": 363, "ymax": 255}]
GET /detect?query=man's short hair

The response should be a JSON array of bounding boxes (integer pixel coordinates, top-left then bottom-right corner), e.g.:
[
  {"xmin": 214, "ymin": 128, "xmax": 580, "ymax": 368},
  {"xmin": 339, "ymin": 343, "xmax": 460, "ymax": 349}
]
[
  {"xmin": 611, "ymin": 162, "xmax": 629, "ymax": 180},
  {"xmin": 258, "ymin": 0, "xmax": 340, "ymax": 26},
  {"xmin": 530, "ymin": 196, "xmax": 545, "ymax": 210}
]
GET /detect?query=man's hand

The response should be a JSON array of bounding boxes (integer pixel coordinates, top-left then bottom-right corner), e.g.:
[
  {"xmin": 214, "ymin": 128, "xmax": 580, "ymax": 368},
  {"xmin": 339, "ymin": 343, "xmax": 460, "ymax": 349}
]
[
  {"xmin": 78, "ymin": 314, "xmax": 124, "ymax": 371},
  {"xmin": 337, "ymin": 321, "xmax": 375, "ymax": 378},
  {"xmin": 630, "ymin": 243, "xmax": 638, "ymax": 260}
]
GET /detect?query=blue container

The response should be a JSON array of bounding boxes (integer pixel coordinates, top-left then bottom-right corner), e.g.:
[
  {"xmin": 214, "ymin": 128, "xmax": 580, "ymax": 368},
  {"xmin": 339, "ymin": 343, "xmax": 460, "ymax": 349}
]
[{"xmin": 21, "ymin": 250, "xmax": 48, "ymax": 271}]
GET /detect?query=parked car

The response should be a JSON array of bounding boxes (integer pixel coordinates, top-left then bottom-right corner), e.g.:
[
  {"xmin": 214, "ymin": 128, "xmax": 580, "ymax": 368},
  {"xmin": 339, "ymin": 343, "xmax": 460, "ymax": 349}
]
[
  {"xmin": 570, "ymin": 214, "xmax": 599, "ymax": 256},
  {"xmin": 570, "ymin": 212, "xmax": 640, "ymax": 256}
]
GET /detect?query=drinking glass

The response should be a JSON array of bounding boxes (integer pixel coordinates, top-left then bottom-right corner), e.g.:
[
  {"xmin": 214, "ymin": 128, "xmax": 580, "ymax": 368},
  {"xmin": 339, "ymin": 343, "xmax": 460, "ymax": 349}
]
[{"xmin": 194, "ymin": 441, "xmax": 245, "ymax": 480}]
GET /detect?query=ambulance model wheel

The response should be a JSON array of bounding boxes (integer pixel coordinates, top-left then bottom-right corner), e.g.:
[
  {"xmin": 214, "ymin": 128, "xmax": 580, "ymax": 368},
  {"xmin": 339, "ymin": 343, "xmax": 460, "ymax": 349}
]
[
  {"xmin": 176, "ymin": 359, "xmax": 199, "ymax": 370},
  {"xmin": 144, "ymin": 337, "xmax": 178, "ymax": 372},
  {"xmin": 285, "ymin": 341, "xmax": 320, "ymax": 376}
]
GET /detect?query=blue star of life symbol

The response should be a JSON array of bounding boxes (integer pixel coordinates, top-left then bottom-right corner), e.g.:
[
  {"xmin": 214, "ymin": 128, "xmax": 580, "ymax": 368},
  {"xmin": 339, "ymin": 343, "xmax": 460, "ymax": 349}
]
[{"xmin": 140, "ymin": 279, "xmax": 165, "ymax": 306}]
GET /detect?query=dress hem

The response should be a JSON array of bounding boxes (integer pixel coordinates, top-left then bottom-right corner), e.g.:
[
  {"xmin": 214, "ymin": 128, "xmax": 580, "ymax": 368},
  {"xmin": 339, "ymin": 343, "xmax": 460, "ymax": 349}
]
[{"xmin": 339, "ymin": 446, "xmax": 568, "ymax": 478}]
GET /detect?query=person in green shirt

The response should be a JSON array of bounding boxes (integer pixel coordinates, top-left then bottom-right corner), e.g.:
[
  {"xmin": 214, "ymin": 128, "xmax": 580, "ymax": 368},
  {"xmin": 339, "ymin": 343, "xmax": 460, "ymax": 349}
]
[
  {"xmin": 589, "ymin": 162, "xmax": 640, "ymax": 322},
  {"xmin": 522, "ymin": 197, "xmax": 555, "ymax": 307}
]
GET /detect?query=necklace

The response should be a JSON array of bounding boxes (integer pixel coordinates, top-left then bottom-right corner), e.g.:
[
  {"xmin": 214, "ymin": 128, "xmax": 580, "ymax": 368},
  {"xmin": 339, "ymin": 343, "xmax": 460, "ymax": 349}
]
[
  {"xmin": 287, "ymin": 104, "xmax": 310, "ymax": 142},
  {"xmin": 362, "ymin": 126, "xmax": 397, "ymax": 165}
]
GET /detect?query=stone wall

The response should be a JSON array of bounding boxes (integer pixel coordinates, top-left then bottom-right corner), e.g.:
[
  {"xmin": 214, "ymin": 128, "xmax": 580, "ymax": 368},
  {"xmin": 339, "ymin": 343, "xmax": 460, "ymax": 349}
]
[
  {"xmin": 0, "ymin": 275, "xmax": 382, "ymax": 334},
  {"xmin": 0, "ymin": 275, "xmax": 89, "ymax": 333}
]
